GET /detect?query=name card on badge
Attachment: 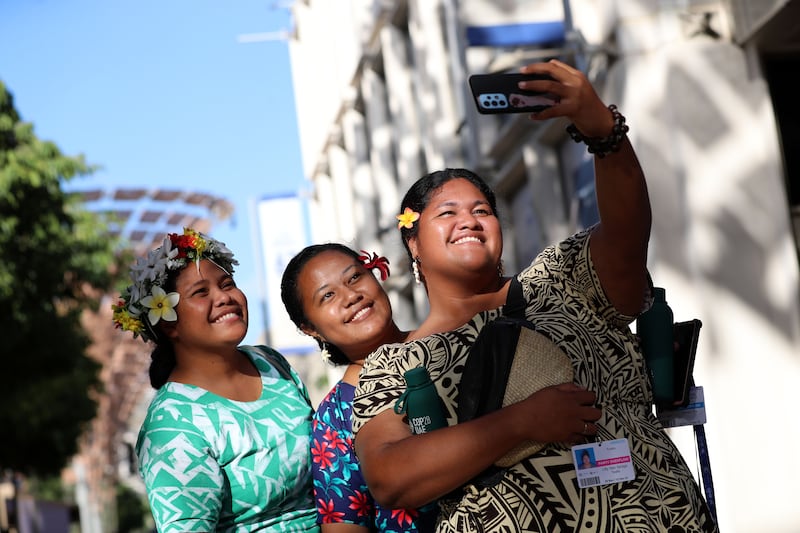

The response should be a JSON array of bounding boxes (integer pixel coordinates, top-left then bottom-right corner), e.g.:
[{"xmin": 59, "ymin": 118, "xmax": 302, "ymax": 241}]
[{"xmin": 571, "ymin": 438, "xmax": 636, "ymax": 488}]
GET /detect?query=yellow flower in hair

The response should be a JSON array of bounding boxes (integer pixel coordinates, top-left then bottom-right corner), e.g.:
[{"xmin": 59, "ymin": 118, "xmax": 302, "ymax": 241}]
[
  {"xmin": 140, "ymin": 286, "xmax": 180, "ymax": 326},
  {"xmin": 112, "ymin": 301, "xmax": 145, "ymax": 335},
  {"xmin": 396, "ymin": 207, "xmax": 420, "ymax": 229},
  {"xmin": 182, "ymin": 228, "xmax": 207, "ymax": 258}
]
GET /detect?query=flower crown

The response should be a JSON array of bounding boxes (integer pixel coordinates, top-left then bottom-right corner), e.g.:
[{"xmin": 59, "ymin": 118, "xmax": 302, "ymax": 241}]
[
  {"xmin": 359, "ymin": 250, "xmax": 390, "ymax": 281},
  {"xmin": 112, "ymin": 227, "xmax": 238, "ymax": 342}
]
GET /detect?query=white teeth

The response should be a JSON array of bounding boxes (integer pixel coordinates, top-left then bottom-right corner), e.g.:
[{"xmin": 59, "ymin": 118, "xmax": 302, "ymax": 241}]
[
  {"xmin": 351, "ymin": 307, "xmax": 369, "ymax": 321},
  {"xmin": 453, "ymin": 236, "xmax": 481, "ymax": 245},
  {"xmin": 214, "ymin": 312, "xmax": 238, "ymax": 323}
]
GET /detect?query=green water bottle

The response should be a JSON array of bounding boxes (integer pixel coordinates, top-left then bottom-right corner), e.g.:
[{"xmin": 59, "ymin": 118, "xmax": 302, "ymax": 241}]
[
  {"xmin": 394, "ymin": 367, "xmax": 448, "ymax": 434},
  {"xmin": 637, "ymin": 287, "xmax": 675, "ymax": 405}
]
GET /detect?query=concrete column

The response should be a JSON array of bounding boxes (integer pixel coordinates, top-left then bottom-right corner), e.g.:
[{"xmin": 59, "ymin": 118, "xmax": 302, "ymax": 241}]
[
  {"xmin": 408, "ymin": 0, "xmax": 463, "ymax": 169},
  {"xmin": 327, "ymin": 140, "xmax": 357, "ymax": 243},
  {"xmin": 361, "ymin": 67, "xmax": 401, "ymax": 236},
  {"xmin": 309, "ymin": 170, "xmax": 341, "ymax": 244},
  {"xmin": 341, "ymin": 106, "xmax": 380, "ymax": 251},
  {"xmin": 380, "ymin": 23, "xmax": 425, "ymax": 188}
]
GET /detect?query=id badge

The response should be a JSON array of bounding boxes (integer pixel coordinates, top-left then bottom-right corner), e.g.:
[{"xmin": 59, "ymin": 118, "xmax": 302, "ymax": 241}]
[
  {"xmin": 657, "ymin": 385, "xmax": 707, "ymax": 428},
  {"xmin": 571, "ymin": 438, "xmax": 636, "ymax": 488}
]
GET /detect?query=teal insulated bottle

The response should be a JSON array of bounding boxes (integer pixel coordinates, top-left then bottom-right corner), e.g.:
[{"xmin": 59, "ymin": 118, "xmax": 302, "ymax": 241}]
[
  {"xmin": 394, "ymin": 367, "xmax": 448, "ymax": 434},
  {"xmin": 637, "ymin": 287, "xmax": 675, "ymax": 404}
]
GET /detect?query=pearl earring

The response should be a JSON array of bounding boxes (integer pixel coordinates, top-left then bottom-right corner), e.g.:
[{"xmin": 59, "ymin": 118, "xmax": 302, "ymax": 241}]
[{"xmin": 412, "ymin": 258, "xmax": 421, "ymax": 285}]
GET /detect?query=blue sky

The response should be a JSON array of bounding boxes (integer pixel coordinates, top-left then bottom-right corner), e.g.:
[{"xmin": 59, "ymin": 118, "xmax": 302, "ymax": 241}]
[{"xmin": 0, "ymin": 0, "xmax": 306, "ymax": 344}]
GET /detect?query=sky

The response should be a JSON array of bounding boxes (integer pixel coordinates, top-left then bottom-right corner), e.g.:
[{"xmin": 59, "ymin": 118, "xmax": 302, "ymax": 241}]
[{"xmin": 0, "ymin": 0, "xmax": 306, "ymax": 345}]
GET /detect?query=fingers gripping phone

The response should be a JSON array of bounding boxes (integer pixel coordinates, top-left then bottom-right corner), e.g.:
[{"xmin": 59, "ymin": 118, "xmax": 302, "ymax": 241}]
[{"xmin": 468, "ymin": 72, "xmax": 557, "ymax": 114}]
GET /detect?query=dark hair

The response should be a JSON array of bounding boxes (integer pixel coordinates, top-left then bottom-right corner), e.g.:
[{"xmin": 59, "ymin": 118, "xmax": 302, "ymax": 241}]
[
  {"xmin": 147, "ymin": 268, "xmax": 181, "ymax": 389},
  {"xmin": 280, "ymin": 243, "xmax": 362, "ymax": 366},
  {"xmin": 398, "ymin": 168, "xmax": 499, "ymax": 266}
]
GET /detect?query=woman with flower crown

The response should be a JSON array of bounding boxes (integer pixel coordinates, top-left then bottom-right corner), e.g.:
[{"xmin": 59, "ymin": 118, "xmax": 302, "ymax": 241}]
[
  {"xmin": 113, "ymin": 227, "xmax": 318, "ymax": 533},
  {"xmin": 280, "ymin": 243, "xmax": 437, "ymax": 532}
]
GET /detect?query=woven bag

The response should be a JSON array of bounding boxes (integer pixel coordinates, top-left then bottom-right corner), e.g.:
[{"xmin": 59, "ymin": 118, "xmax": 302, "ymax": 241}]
[{"xmin": 457, "ymin": 316, "xmax": 573, "ymax": 468}]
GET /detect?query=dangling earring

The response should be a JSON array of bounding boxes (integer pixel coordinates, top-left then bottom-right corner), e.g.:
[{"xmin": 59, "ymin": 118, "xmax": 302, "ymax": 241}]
[
  {"xmin": 497, "ymin": 260, "xmax": 505, "ymax": 277},
  {"xmin": 412, "ymin": 258, "xmax": 421, "ymax": 285},
  {"xmin": 319, "ymin": 341, "xmax": 332, "ymax": 364}
]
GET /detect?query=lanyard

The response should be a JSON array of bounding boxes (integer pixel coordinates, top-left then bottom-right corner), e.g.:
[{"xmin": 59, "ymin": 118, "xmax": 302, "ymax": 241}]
[{"xmin": 694, "ymin": 423, "xmax": 717, "ymax": 523}]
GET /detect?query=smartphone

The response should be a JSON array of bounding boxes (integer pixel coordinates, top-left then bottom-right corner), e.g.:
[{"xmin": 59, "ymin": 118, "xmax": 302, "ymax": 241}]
[
  {"xmin": 468, "ymin": 72, "xmax": 557, "ymax": 115},
  {"xmin": 670, "ymin": 319, "xmax": 702, "ymax": 408}
]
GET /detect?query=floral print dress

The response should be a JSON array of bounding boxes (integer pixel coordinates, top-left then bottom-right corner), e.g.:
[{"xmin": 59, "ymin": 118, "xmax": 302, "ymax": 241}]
[{"xmin": 312, "ymin": 380, "xmax": 437, "ymax": 532}]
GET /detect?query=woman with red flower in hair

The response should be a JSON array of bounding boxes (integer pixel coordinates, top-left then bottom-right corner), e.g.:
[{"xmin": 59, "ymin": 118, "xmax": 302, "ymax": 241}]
[{"xmin": 281, "ymin": 243, "xmax": 434, "ymax": 532}]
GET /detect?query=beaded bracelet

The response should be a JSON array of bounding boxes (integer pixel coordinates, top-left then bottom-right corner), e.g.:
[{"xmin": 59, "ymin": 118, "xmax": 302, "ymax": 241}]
[{"xmin": 566, "ymin": 104, "xmax": 629, "ymax": 158}]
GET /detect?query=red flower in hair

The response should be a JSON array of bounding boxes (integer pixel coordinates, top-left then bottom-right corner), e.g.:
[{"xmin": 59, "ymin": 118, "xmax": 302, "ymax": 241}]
[
  {"xmin": 170, "ymin": 233, "xmax": 197, "ymax": 258},
  {"xmin": 358, "ymin": 250, "xmax": 390, "ymax": 281}
]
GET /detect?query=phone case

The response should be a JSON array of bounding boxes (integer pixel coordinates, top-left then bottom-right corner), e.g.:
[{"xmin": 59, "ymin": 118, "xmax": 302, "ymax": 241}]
[
  {"xmin": 468, "ymin": 73, "xmax": 557, "ymax": 114},
  {"xmin": 669, "ymin": 319, "xmax": 702, "ymax": 408}
]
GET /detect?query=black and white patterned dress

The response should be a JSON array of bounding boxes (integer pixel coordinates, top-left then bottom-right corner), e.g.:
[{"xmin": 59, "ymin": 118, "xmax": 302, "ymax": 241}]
[{"xmin": 352, "ymin": 230, "xmax": 718, "ymax": 533}]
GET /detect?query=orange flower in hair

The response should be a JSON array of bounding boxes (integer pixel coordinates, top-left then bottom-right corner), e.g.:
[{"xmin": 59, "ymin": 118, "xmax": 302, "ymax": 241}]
[{"xmin": 396, "ymin": 207, "xmax": 420, "ymax": 229}]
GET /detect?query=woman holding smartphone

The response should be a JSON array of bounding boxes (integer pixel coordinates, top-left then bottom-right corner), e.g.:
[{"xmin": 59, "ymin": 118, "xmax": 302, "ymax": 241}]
[{"xmin": 351, "ymin": 60, "xmax": 718, "ymax": 533}]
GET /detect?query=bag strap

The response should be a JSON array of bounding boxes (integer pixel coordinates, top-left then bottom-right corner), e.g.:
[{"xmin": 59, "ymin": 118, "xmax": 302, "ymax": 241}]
[
  {"xmin": 250, "ymin": 345, "xmax": 294, "ymax": 382},
  {"xmin": 251, "ymin": 345, "xmax": 314, "ymax": 410},
  {"xmin": 504, "ymin": 276, "xmax": 526, "ymax": 319},
  {"xmin": 450, "ymin": 277, "xmax": 530, "ymax": 493}
]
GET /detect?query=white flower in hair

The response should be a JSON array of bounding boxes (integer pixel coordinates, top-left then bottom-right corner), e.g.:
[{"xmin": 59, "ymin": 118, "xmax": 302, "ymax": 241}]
[{"xmin": 141, "ymin": 286, "xmax": 180, "ymax": 325}]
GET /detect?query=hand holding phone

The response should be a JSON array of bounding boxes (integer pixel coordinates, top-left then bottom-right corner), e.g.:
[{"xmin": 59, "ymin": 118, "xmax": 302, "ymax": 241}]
[{"xmin": 468, "ymin": 72, "xmax": 558, "ymax": 114}]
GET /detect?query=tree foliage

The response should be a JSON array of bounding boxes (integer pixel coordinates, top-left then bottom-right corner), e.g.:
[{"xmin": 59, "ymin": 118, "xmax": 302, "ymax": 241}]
[{"xmin": 0, "ymin": 80, "xmax": 119, "ymax": 476}]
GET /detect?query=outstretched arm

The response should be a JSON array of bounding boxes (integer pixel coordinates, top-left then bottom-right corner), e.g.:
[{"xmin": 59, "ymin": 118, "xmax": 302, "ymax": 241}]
[
  {"xmin": 518, "ymin": 60, "xmax": 652, "ymax": 315},
  {"xmin": 354, "ymin": 383, "xmax": 600, "ymax": 509}
]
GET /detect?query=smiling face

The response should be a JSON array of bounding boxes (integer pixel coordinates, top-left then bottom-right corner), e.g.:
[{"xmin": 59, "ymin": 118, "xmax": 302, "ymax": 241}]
[
  {"xmin": 296, "ymin": 250, "xmax": 397, "ymax": 362},
  {"xmin": 408, "ymin": 177, "xmax": 503, "ymax": 284},
  {"xmin": 165, "ymin": 259, "xmax": 248, "ymax": 351}
]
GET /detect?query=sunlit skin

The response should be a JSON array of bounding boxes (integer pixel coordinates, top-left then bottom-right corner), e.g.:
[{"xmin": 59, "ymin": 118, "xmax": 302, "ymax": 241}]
[
  {"xmin": 161, "ymin": 259, "xmax": 257, "ymax": 401},
  {"xmin": 409, "ymin": 178, "xmax": 503, "ymax": 289},
  {"xmin": 407, "ymin": 178, "xmax": 509, "ymax": 339},
  {"xmin": 297, "ymin": 250, "xmax": 406, "ymax": 366}
]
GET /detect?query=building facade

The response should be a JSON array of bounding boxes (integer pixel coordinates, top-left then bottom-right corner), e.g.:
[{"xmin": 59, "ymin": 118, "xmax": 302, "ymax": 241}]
[{"xmin": 287, "ymin": 1, "xmax": 800, "ymax": 531}]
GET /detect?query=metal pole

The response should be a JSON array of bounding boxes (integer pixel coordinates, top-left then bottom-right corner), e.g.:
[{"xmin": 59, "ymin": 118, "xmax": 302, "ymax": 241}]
[{"xmin": 561, "ymin": 0, "xmax": 587, "ymax": 72}]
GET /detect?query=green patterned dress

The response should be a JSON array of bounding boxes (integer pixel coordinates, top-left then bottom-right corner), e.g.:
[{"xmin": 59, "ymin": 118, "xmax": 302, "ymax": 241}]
[
  {"xmin": 135, "ymin": 345, "xmax": 319, "ymax": 532},
  {"xmin": 352, "ymin": 230, "xmax": 717, "ymax": 533}
]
